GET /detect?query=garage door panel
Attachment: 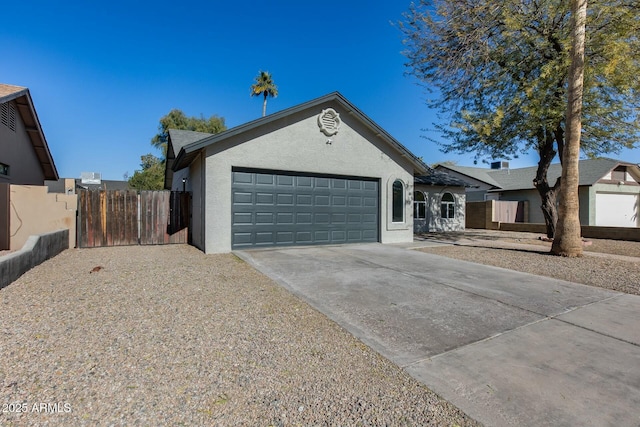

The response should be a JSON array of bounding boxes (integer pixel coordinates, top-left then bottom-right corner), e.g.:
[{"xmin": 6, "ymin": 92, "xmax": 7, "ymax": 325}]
[
  {"xmin": 296, "ymin": 212, "xmax": 313, "ymax": 224},
  {"xmin": 332, "ymin": 179, "xmax": 347, "ymax": 189},
  {"xmin": 277, "ymin": 193, "xmax": 294, "ymax": 205},
  {"xmin": 316, "ymin": 178, "xmax": 330, "ymax": 188},
  {"xmin": 233, "ymin": 172, "xmax": 253, "ymax": 184},
  {"xmin": 232, "ymin": 170, "xmax": 379, "ymax": 249},
  {"xmin": 255, "ymin": 193, "xmax": 274, "ymax": 205},
  {"xmin": 277, "ymin": 175, "xmax": 294, "ymax": 186},
  {"xmin": 314, "ymin": 231, "xmax": 330, "ymax": 242},
  {"xmin": 276, "ymin": 232, "xmax": 294, "ymax": 244}
]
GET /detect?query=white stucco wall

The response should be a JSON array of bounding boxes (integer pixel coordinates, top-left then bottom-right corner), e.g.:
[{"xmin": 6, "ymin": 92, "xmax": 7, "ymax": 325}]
[
  {"xmin": 413, "ymin": 185, "xmax": 465, "ymax": 232},
  {"xmin": 198, "ymin": 101, "xmax": 416, "ymax": 253}
]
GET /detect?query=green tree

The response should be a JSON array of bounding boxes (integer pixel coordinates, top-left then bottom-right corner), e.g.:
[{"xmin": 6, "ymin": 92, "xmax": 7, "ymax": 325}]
[
  {"xmin": 129, "ymin": 109, "xmax": 227, "ymax": 190},
  {"xmin": 128, "ymin": 154, "xmax": 165, "ymax": 190},
  {"xmin": 151, "ymin": 109, "xmax": 226, "ymax": 158},
  {"xmin": 250, "ymin": 71, "xmax": 278, "ymax": 117},
  {"xmin": 552, "ymin": 0, "xmax": 588, "ymax": 257},
  {"xmin": 400, "ymin": 0, "xmax": 640, "ymax": 239}
]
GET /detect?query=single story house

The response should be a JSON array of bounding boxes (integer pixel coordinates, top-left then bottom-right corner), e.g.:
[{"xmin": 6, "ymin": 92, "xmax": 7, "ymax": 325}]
[
  {"xmin": 0, "ymin": 84, "xmax": 58, "ymax": 185},
  {"xmin": 414, "ymin": 171, "xmax": 468, "ymax": 233},
  {"xmin": 165, "ymin": 92, "xmax": 432, "ymax": 253},
  {"xmin": 437, "ymin": 159, "xmax": 640, "ymax": 227},
  {"xmin": 45, "ymin": 178, "xmax": 131, "ymax": 194}
]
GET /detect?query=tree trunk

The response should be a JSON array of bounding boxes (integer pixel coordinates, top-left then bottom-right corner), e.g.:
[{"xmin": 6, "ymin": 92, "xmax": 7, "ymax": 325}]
[
  {"xmin": 262, "ymin": 93, "xmax": 267, "ymax": 117},
  {"xmin": 551, "ymin": 0, "xmax": 587, "ymax": 257},
  {"xmin": 533, "ymin": 128, "xmax": 561, "ymax": 238}
]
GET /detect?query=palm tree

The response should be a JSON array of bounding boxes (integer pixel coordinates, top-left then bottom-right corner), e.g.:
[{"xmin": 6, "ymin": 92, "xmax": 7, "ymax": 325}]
[
  {"xmin": 551, "ymin": 0, "xmax": 587, "ymax": 257},
  {"xmin": 250, "ymin": 71, "xmax": 278, "ymax": 117}
]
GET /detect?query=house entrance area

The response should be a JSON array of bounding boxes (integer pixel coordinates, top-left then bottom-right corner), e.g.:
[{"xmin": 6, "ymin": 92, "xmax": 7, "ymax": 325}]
[{"xmin": 231, "ymin": 169, "xmax": 379, "ymax": 249}]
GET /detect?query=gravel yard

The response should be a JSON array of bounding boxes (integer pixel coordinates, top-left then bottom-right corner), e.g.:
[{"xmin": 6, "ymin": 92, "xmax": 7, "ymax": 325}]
[
  {"xmin": 417, "ymin": 230, "xmax": 640, "ymax": 296},
  {"xmin": 0, "ymin": 245, "xmax": 477, "ymax": 426}
]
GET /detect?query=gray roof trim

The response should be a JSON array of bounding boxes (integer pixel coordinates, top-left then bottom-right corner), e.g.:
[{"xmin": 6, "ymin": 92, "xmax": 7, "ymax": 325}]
[
  {"xmin": 172, "ymin": 92, "xmax": 429, "ymax": 174},
  {"xmin": 0, "ymin": 84, "xmax": 29, "ymax": 103},
  {"xmin": 414, "ymin": 171, "xmax": 473, "ymax": 187},
  {"xmin": 441, "ymin": 158, "xmax": 640, "ymax": 192},
  {"xmin": 0, "ymin": 84, "xmax": 58, "ymax": 180},
  {"xmin": 436, "ymin": 165, "xmax": 503, "ymax": 188}
]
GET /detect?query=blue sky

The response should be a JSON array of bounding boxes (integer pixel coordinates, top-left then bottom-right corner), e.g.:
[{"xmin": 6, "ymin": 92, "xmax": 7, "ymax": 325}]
[{"xmin": 3, "ymin": 1, "xmax": 638, "ymax": 180}]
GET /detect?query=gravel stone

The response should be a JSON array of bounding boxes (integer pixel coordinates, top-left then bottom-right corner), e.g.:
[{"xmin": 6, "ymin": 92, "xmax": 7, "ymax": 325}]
[
  {"xmin": 417, "ymin": 230, "xmax": 640, "ymax": 296},
  {"xmin": 1, "ymin": 245, "xmax": 479, "ymax": 426}
]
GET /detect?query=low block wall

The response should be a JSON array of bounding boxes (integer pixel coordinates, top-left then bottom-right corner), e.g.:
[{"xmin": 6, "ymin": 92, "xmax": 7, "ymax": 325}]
[
  {"xmin": 498, "ymin": 222, "xmax": 548, "ymax": 234},
  {"xmin": 581, "ymin": 225, "xmax": 640, "ymax": 242},
  {"xmin": 494, "ymin": 222, "xmax": 640, "ymax": 241},
  {"xmin": 466, "ymin": 201, "xmax": 498, "ymax": 229},
  {"xmin": 9, "ymin": 185, "xmax": 77, "ymax": 251},
  {"xmin": 0, "ymin": 229, "xmax": 69, "ymax": 290}
]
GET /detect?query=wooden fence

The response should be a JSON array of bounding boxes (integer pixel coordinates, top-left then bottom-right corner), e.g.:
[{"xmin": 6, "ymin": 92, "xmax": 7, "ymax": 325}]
[{"xmin": 77, "ymin": 190, "xmax": 190, "ymax": 248}]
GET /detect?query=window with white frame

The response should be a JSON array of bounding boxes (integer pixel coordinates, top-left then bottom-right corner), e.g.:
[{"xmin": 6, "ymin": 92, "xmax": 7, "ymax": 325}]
[
  {"xmin": 413, "ymin": 191, "xmax": 426, "ymax": 219},
  {"xmin": 392, "ymin": 180, "xmax": 404, "ymax": 222},
  {"xmin": 441, "ymin": 192, "xmax": 455, "ymax": 219}
]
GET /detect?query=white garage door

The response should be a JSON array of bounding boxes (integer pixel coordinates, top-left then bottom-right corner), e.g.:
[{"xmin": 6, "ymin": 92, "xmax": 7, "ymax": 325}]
[{"xmin": 595, "ymin": 193, "xmax": 638, "ymax": 227}]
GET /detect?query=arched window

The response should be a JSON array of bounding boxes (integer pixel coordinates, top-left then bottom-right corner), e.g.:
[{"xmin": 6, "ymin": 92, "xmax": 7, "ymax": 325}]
[
  {"xmin": 441, "ymin": 192, "xmax": 455, "ymax": 219},
  {"xmin": 392, "ymin": 180, "xmax": 404, "ymax": 222},
  {"xmin": 413, "ymin": 191, "xmax": 426, "ymax": 220}
]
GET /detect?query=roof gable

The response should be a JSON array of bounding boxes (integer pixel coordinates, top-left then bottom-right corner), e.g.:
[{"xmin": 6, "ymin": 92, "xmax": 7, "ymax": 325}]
[
  {"xmin": 171, "ymin": 92, "xmax": 428, "ymax": 174},
  {"xmin": 0, "ymin": 83, "xmax": 58, "ymax": 180},
  {"xmin": 164, "ymin": 129, "xmax": 216, "ymax": 188}
]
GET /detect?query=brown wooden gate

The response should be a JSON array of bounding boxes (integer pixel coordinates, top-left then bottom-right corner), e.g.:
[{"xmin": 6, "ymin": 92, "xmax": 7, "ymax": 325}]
[{"xmin": 77, "ymin": 190, "xmax": 190, "ymax": 248}]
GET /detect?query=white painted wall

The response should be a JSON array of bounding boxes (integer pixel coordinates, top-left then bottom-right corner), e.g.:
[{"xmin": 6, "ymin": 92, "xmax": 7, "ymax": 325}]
[
  {"xmin": 199, "ymin": 101, "xmax": 416, "ymax": 253},
  {"xmin": 413, "ymin": 185, "xmax": 465, "ymax": 232}
]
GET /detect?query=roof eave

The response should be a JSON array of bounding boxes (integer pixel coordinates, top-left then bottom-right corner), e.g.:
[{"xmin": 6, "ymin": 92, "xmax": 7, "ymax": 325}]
[
  {"xmin": 173, "ymin": 92, "xmax": 429, "ymax": 174},
  {"xmin": 11, "ymin": 90, "xmax": 59, "ymax": 180}
]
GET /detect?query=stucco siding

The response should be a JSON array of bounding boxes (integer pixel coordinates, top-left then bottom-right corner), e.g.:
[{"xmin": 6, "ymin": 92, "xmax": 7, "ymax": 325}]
[
  {"xmin": 0, "ymin": 100, "xmax": 45, "ymax": 185},
  {"xmin": 414, "ymin": 185, "xmax": 465, "ymax": 232},
  {"xmin": 201, "ymin": 102, "xmax": 414, "ymax": 253}
]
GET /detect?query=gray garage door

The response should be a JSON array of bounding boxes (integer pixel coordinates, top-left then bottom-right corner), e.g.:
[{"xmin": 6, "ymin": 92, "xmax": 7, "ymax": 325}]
[{"xmin": 232, "ymin": 170, "xmax": 379, "ymax": 249}]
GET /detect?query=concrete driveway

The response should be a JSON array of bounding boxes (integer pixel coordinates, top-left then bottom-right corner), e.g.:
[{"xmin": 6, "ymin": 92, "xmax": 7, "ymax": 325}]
[{"xmin": 237, "ymin": 243, "xmax": 640, "ymax": 427}]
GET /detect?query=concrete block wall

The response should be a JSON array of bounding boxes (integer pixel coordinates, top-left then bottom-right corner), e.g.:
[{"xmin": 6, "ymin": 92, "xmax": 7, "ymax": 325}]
[
  {"xmin": 0, "ymin": 229, "xmax": 69, "ymax": 289},
  {"xmin": 466, "ymin": 201, "xmax": 499, "ymax": 230},
  {"xmin": 9, "ymin": 184, "xmax": 77, "ymax": 250}
]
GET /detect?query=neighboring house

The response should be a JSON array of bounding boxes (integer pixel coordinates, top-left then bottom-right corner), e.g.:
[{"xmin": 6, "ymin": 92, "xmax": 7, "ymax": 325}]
[
  {"xmin": 46, "ymin": 178, "xmax": 131, "ymax": 193},
  {"xmin": 414, "ymin": 170, "xmax": 468, "ymax": 233},
  {"xmin": 437, "ymin": 158, "xmax": 640, "ymax": 227},
  {"xmin": 165, "ymin": 92, "xmax": 429, "ymax": 253},
  {"xmin": 0, "ymin": 84, "xmax": 58, "ymax": 184}
]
